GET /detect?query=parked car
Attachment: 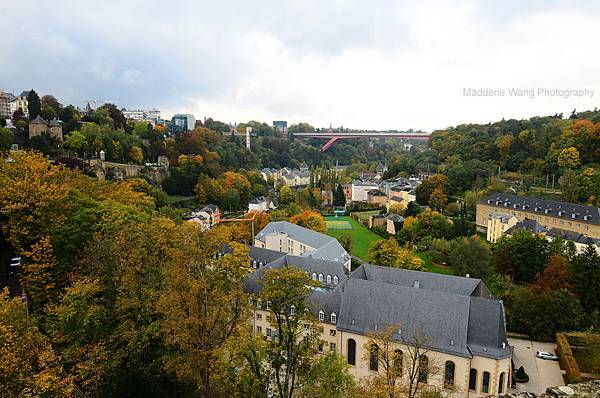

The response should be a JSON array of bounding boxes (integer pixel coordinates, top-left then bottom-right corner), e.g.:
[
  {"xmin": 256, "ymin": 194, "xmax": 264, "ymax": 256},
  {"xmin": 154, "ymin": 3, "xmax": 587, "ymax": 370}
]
[
  {"xmin": 536, "ymin": 351, "xmax": 559, "ymax": 360},
  {"xmin": 10, "ymin": 257, "xmax": 21, "ymax": 267}
]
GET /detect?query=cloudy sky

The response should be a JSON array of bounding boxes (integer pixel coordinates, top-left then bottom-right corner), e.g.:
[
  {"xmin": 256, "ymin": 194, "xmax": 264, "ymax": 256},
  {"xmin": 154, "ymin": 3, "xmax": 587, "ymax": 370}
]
[{"xmin": 2, "ymin": 0, "xmax": 600, "ymax": 131}]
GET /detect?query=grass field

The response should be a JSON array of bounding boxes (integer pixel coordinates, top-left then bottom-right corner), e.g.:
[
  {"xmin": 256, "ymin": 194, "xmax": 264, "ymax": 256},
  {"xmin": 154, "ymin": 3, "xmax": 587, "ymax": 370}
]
[
  {"xmin": 352, "ymin": 210, "xmax": 382, "ymax": 221},
  {"xmin": 415, "ymin": 252, "xmax": 454, "ymax": 275},
  {"xmin": 325, "ymin": 216, "xmax": 383, "ymax": 260}
]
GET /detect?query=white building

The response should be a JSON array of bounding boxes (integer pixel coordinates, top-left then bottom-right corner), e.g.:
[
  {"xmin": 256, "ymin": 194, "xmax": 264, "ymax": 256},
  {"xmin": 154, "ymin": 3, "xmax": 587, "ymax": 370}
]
[
  {"xmin": 248, "ymin": 196, "xmax": 275, "ymax": 212},
  {"xmin": 351, "ymin": 179, "xmax": 381, "ymax": 202},
  {"xmin": 9, "ymin": 91, "xmax": 29, "ymax": 118}
]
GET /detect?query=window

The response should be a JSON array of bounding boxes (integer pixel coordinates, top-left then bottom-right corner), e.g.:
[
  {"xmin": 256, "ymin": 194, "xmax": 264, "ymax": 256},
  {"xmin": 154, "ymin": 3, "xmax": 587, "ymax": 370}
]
[
  {"xmin": 393, "ymin": 349, "xmax": 403, "ymax": 375},
  {"xmin": 266, "ymin": 301, "xmax": 271, "ymax": 310},
  {"xmin": 266, "ymin": 328, "xmax": 272, "ymax": 337},
  {"xmin": 257, "ymin": 326, "xmax": 262, "ymax": 334},
  {"xmin": 330, "ymin": 342, "xmax": 336, "ymax": 352},
  {"xmin": 253, "ymin": 260, "xmax": 257, "ymax": 269},
  {"xmin": 249, "ymin": 297, "xmax": 254, "ymax": 306},
  {"xmin": 418, "ymin": 355, "xmax": 428, "ymax": 382},
  {"xmin": 369, "ymin": 344, "xmax": 379, "ymax": 371},
  {"xmin": 290, "ymin": 305, "xmax": 296, "ymax": 316},
  {"xmin": 330, "ymin": 313, "xmax": 337, "ymax": 323},
  {"xmin": 318, "ymin": 273, "xmax": 324, "ymax": 282},
  {"xmin": 347, "ymin": 339, "xmax": 356, "ymax": 365},
  {"xmin": 256, "ymin": 314, "xmax": 262, "ymax": 321},
  {"xmin": 266, "ymin": 315, "xmax": 272, "ymax": 323},
  {"xmin": 498, "ymin": 372, "xmax": 505, "ymax": 393},
  {"xmin": 318, "ymin": 343, "xmax": 323, "ymax": 353},
  {"xmin": 330, "ymin": 329, "xmax": 336, "ymax": 336},
  {"xmin": 469, "ymin": 369, "xmax": 477, "ymax": 391},
  {"xmin": 319, "ymin": 311, "xmax": 325, "ymax": 321},
  {"xmin": 327, "ymin": 275, "xmax": 332, "ymax": 284},
  {"xmin": 312, "ymin": 272, "xmax": 317, "ymax": 280},
  {"xmin": 444, "ymin": 361, "xmax": 455, "ymax": 388},
  {"xmin": 482, "ymin": 371, "xmax": 490, "ymax": 393},
  {"xmin": 333, "ymin": 276, "xmax": 339, "ymax": 284}
]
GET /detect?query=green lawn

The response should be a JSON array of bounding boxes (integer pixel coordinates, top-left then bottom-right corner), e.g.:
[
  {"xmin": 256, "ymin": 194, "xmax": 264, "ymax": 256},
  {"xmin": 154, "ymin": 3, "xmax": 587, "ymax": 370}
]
[
  {"xmin": 352, "ymin": 210, "xmax": 382, "ymax": 221},
  {"xmin": 325, "ymin": 216, "xmax": 383, "ymax": 260},
  {"xmin": 415, "ymin": 252, "xmax": 454, "ymax": 275}
]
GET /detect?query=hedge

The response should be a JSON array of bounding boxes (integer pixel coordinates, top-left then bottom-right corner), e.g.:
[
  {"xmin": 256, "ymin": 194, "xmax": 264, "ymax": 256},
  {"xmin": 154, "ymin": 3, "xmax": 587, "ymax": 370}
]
[{"xmin": 556, "ymin": 333, "xmax": 582, "ymax": 384}]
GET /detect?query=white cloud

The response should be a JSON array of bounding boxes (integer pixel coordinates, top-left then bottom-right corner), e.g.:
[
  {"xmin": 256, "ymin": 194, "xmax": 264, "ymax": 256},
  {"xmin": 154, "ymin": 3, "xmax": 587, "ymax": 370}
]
[{"xmin": 2, "ymin": 0, "xmax": 600, "ymax": 130}]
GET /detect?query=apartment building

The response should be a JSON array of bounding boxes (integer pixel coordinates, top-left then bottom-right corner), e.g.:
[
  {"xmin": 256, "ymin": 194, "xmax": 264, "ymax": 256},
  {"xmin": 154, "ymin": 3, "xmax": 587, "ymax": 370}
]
[
  {"xmin": 477, "ymin": 193, "xmax": 600, "ymax": 239},
  {"xmin": 254, "ymin": 221, "xmax": 351, "ymax": 270}
]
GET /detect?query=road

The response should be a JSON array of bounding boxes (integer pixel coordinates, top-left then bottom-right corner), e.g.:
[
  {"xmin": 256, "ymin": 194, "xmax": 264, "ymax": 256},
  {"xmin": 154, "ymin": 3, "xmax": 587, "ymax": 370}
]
[{"xmin": 509, "ymin": 337, "xmax": 565, "ymax": 394}]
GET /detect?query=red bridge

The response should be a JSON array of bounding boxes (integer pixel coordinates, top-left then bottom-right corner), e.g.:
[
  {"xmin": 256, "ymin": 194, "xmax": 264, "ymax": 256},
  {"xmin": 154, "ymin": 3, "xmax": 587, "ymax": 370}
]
[{"xmin": 293, "ymin": 131, "xmax": 431, "ymax": 151}]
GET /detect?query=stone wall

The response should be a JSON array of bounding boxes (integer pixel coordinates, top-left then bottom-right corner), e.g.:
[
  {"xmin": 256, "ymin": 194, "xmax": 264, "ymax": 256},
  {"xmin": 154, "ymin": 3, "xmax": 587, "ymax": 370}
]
[{"xmin": 489, "ymin": 380, "xmax": 600, "ymax": 398}]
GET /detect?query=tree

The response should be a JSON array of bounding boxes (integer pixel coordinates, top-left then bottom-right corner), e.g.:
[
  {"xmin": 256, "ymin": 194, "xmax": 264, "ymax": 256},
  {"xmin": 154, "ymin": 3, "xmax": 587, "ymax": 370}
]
[
  {"xmin": 298, "ymin": 352, "xmax": 355, "ymax": 398},
  {"xmin": 290, "ymin": 210, "xmax": 327, "ymax": 234},
  {"xmin": 333, "ymin": 184, "xmax": 346, "ymax": 207},
  {"xmin": 415, "ymin": 174, "xmax": 448, "ymax": 206},
  {"xmin": 507, "ymin": 287, "xmax": 583, "ymax": 340},
  {"xmin": 428, "ymin": 186, "xmax": 447, "ymax": 211},
  {"xmin": 256, "ymin": 266, "xmax": 322, "ymax": 398},
  {"xmin": 561, "ymin": 169, "xmax": 579, "ymax": 203},
  {"xmin": 27, "ymin": 89, "xmax": 41, "ymax": 119},
  {"xmin": 557, "ymin": 147, "xmax": 581, "ymax": 169},
  {"xmin": 359, "ymin": 325, "xmax": 439, "ymax": 398},
  {"xmin": 64, "ymin": 130, "xmax": 86, "ymax": 156},
  {"xmin": 531, "ymin": 254, "xmax": 573, "ymax": 294},
  {"xmin": 11, "ymin": 108, "xmax": 26, "ymax": 124},
  {"xmin": 0, "ymin": 127, "xmax": 12, "ymax": 154},
  {"xmin": 0, "ymin": 288, "xmax": 73, "ymax": 396},
  {"xmin": 493, "ymin": 230, "xmax": 549, "ymax": 283},
  {"xmin": 368, "ymin": 238, "xmax": 425, "ymax": 271},
  {"xmin": 338, "ymin": 233, "xmax": 353, "ymax": 253},
  {"xmin": 156, "ymin": 240, "xmax": 251, "ymax": 397},
  {"xmin": 129, "ymin": 145, "xmax": 144, "ymax": 163},
  {"xmin": 572, "ymin": 245, "xmax": 600, "ymax": 313},
  {"xmin": 279, "ymin": 185, "xmax": 295, "ymax": 206},
  {"xmin": 448, "ymin": 236, "xmax": 492, "ymax": 279},
  {"xmin": 404, "ymin": 201, "xmax": 421, "ymax": 217}
]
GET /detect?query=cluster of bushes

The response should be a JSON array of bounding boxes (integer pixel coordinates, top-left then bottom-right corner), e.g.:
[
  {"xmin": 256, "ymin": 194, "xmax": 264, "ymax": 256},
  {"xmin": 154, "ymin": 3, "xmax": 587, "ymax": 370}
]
[{"xmin": 556, "ymin": 333, "xmax": 583, "ymax": 383}]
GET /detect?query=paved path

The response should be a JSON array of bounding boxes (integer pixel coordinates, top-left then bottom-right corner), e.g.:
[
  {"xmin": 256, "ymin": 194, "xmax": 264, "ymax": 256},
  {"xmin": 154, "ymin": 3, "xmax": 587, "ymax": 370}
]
[{"xmin": 509, "ymin": 337, "xmax": 565, "ymax": 394}]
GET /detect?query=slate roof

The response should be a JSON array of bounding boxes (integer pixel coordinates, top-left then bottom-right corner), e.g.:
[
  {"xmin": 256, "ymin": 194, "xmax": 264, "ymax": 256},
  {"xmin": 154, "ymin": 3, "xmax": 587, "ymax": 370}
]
[
  {"xmin": 255, "ymin": 222, "xmax": 350, "ymax": 263},
  {"xmin": 481, "ymin": 193, "xmax": 600, "ymax": 225},
  {"xmin": 29, "ymin": 115, "xmax": 47, "ymax": 125},
  {"xmin": 367, "ymin": 189, "xmax": 386, "ymax": 196},
  {"xmin": 48, "ymin": 118, "xmax": 61, "ymax": 127},
  {"xmin": 546, "ymin": 228, "xmax": 600, "ymax": 246},
  {"xmin": 246, "ymin": 261, "xmax": 510, "ymax": 360},
  {"xmin": 505, "ymin": 218, "xmax": 547, "ymax": 235}
]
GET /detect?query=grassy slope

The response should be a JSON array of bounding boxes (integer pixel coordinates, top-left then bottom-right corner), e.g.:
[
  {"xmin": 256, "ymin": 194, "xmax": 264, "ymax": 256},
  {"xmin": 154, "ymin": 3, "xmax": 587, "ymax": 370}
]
[{"xmin": 325, "ymin": 216, "xmax": 382, "ymax": 260}]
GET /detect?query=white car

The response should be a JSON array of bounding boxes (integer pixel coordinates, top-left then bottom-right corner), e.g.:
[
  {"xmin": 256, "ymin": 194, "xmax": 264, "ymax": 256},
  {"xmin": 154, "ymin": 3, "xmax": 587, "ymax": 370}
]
[
  {"xmin": 536, "ymin": 351, "xmax": 559, "ymax": 360},
  {"xmin": 10, "ymin": 257, "xmax": 21, "ymax": 267}
]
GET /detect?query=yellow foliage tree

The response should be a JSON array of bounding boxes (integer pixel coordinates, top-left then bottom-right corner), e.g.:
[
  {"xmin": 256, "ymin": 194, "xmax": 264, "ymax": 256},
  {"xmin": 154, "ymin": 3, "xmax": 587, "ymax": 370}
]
[{"xmin": 290, "ymin": 210, "xmax": 327, "ymax": 234}]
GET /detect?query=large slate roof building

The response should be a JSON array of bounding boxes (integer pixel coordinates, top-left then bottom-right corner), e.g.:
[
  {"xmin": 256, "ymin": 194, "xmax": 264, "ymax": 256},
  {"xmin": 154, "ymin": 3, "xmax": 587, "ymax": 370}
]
[
  {"xmin": 245, "ymin": 253, "xmax": 511, "ymax": 397},
  {"xmin": 477, "ymin": 193, "xmax": 600, "ymax": 239}
]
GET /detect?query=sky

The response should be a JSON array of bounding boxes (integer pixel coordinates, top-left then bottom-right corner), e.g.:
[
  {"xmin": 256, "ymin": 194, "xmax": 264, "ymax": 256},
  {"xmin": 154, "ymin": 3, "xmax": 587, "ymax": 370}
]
[{"xmin": 2, "ymin": 0, "xmax": 600, "ymax": 131}]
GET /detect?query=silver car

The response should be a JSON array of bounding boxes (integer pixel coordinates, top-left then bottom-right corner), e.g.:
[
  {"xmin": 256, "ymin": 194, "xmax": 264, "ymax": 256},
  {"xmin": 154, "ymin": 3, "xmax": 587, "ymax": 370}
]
[{"xmin": 536, "ymin": 351, "xmax": 559, "ymax": 360}]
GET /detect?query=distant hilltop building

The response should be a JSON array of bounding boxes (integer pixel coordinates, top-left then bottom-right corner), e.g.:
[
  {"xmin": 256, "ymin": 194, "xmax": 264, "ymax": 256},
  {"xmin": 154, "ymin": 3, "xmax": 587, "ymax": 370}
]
[
  {"xmin": 272, "ymin": 120, "xmax": 287, "ymax": 132},
  {"xmin": 169, "ymin": 114, "xmax": 196, "ymax": 134},
  {"xmin": 28, "ymin": 116, "xmax": 63, "ymax": 141},
  {"xmin": 0, "ymin": 90, "xmax": 30, "ymax": 118},
  {"xmin": 122, "ymin": 108, "xmax": 161, "ymax": 125}
]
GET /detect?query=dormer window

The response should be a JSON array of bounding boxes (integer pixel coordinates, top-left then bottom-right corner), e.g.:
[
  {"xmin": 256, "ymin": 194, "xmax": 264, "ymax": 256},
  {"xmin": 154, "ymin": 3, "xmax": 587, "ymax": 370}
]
[
  {"xmin": 513, "ymin": 204, "xmax": 519, "ymax": 209},
  {"xmin": 584, "ymin": 215, "xmax": 591, "ymax": 221},
  {"xmin": 333, "ymin": 276, "xmax": 339, "ymax": 285},
  {"xmin": 311, "ymin": 272, "xmax": 317, "ymax": 280},
  {"xmin": 319, "ymin": 310, "xmax": 325, "ymax": 321},
  {"xmin": 331, "ymin": 313, "xmax": 337, "ymax": 323},
  {"xmin": 558, "ymin": 210, "xmax": 565, "ymax": 216},
  {"xmin": 318, "ymin": 274, "xmax": 324, "ymax": 282},
  {"xmin": 545, "ymin": 209, "xmax": 551, "ymax": 214},
  {"xmin": 326, "ymin": 275, "xmax": 332, "ymax": 284}
]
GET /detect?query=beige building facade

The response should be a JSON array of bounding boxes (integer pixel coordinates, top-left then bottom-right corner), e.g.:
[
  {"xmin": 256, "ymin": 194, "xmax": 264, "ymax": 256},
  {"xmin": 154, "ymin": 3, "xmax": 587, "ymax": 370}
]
[
  {"xmin": 477, "ymin": 193, "xmax": 600, "ymax": 239},
  {"xmin": 486, "ymin": 213, "xmax": 518, "ymax": 243}
]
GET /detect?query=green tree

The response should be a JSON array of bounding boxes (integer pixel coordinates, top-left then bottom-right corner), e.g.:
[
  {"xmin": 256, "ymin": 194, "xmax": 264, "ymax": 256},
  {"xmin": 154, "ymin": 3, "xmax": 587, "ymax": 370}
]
[
  {"xmin": 27, "ymin": 89, "xmax": 42, "ymax": 119},
  {"xmin": 298, "ymin": 352, "xmax": 355, "ymax": 398},
  {"xmin": 448, "ymin": 236, "xmax": 492, "ymax": 278},
  {"xmin": 557, "ymin": 147, "xmax": 581, "ymax": 169},
  {"xmin": 338, "ymin": 233, "xmax": 353, "ymax": 253},
  {"xmin": 333, "ymin": 184, "xmax": 346, "ymax": 207},
  {"xmin": 493, "ymin": 230, "xmax": 549, "ymax": 283},
  {"xmin": 278, "ymin": 185, "xmax": 295, "ymax": 206},
  {"xmin": 64, "ymin": 131, "xmax": 86, "ymax": 156},
  {"xmin": 561, "ymin": 169, "xmax": 579, "ymax": 203},
  {"xmin": 572, "ymin": 245, "xmax": 600, "ymax": 314},
  {"xmin": 0, "ymin": 127, "xmax": 12, "ymax": 154}
]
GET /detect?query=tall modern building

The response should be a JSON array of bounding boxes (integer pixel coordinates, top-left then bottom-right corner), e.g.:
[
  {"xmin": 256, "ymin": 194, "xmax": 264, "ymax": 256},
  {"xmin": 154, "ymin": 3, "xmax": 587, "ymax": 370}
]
[
  {"xmin": 169, "ymin": 114, "xmax": 196, "ymax": 134},
  {"xmin": 0, "ymin": 91, "xmax": 12, "ymax": 119}
]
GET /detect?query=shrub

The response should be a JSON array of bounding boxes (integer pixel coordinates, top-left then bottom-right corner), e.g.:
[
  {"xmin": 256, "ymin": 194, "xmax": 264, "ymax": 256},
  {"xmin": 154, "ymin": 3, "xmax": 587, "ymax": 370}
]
[
  {"xmin": 514, "ymin": 366, "xmax": 529, "ymax": 383},
  {"xmin": 556, "ymin": 333, "xmax": 582, "ymax": 384}
]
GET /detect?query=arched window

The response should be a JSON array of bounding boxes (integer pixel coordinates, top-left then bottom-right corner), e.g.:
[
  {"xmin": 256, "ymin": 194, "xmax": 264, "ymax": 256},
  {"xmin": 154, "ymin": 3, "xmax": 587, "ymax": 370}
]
[
  {"xmin": 482, "ymin": 371, "xmax": 490, "ymax": 393},
  {"xmin": 318, "ymin": 310, "xmax": 325, "ymax": 321},
  {"xmin": 418, "ymin": 355, "xmax": 428, "ymax": 382},
  {"xmin": 333, "ymin": 275, "xmax": 339, "ymax": 284},
  {"xmin": 330, "ymin": 313, "xmax": 337, "ymax": 323},
  {"xmin": 469, "ymin": 369, "xmax": 477, "ymax": 391},
  {"xmin": 312, "ymin": 272, "xmax": 317, "ymax": 280},
  {"xmin": 444, "ymin": 361, "xmax": 455, "ymax": 388},
  {"xmin": 327, "ymin": 275, "xmax": 332, "ymax": 284},
  {"xmin": 393, "ymin": 349, "xmax": 403, "ymax": 375},
  {"xmin": 498, "ymin": 372, "xmax": 505, "ymax": 393},
  {"xmin": 369, "ymin": 344, "xmax": 379, "ymax": 371},
  {"xmin": 347, "ymin": 339, "xmax": 356, "ymax": 365},
  {"xmin": 318, "ymin": 273, "xmax": 324, "ymax": 282}
]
